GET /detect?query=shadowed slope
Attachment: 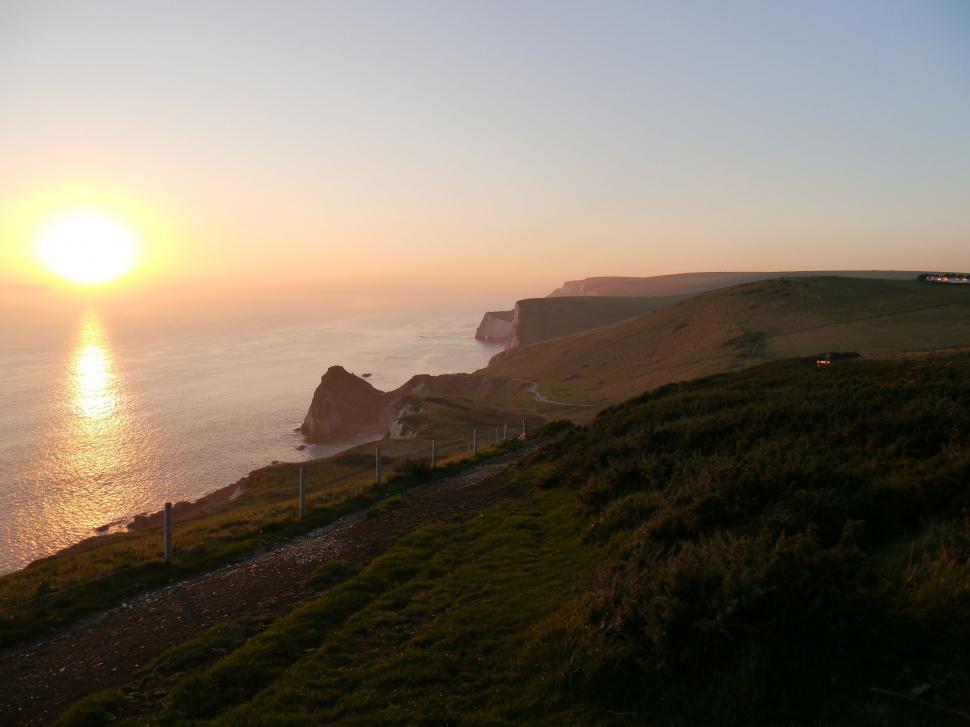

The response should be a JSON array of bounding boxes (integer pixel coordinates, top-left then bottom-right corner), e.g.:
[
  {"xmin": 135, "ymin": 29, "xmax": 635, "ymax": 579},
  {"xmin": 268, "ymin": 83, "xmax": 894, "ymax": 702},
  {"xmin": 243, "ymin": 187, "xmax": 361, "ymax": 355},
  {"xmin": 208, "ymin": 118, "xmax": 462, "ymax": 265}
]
[{"xmin": 506, "ymin": 295, "xmax": 684, "ymax": 348}]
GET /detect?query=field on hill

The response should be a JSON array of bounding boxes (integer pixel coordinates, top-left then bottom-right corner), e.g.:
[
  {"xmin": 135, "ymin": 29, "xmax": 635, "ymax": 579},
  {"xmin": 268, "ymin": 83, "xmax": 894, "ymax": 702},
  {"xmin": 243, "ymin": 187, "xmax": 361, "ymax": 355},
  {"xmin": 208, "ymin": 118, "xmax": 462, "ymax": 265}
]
[
  {"xmin": 62, "ymin": 350, "xmax": 970, "ymax": 725},
  {"xmin": 546, "ymin": 270, "xmax": 920, "ymax": 297},
  {"xmin": 486, "ymin": 277, "xmax": 970, "ymax": 408},
  {"xmin": 508, "ymin": 295, "xmax": 684, "ymax": 348}
]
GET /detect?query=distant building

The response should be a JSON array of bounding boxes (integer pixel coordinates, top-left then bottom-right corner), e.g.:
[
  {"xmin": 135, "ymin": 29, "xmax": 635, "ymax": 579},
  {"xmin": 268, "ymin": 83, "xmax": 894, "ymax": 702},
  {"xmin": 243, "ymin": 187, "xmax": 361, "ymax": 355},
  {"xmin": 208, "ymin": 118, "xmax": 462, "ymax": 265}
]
[
  {"xmin": 814, "ymin": 352, "xmax": 860, "ymax": 368},
  {"xmin": 919, "ymin": 273, "xmax": 969, "ymax": 285}
]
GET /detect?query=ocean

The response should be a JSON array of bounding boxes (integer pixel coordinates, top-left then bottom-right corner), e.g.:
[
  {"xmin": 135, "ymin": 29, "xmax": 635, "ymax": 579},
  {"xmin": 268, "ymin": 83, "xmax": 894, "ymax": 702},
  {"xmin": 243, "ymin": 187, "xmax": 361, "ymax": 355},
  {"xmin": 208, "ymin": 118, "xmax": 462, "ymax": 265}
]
[{"xmin": 0, "ymin": 302, "xmax": 503, "ymax": 574}]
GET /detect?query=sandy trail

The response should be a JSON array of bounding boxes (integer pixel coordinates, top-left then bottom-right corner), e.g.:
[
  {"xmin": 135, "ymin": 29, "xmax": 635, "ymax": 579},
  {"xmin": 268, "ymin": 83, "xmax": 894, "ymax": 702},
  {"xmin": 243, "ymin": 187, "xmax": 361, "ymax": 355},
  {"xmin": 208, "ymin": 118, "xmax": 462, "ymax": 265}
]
[
  {"xmin": 0, "ymin": 445, "xmax": 542, "ymax": 726},
  {"xmin": 522, "ymin": 380, "xmax": 593, "ymax": 407}
]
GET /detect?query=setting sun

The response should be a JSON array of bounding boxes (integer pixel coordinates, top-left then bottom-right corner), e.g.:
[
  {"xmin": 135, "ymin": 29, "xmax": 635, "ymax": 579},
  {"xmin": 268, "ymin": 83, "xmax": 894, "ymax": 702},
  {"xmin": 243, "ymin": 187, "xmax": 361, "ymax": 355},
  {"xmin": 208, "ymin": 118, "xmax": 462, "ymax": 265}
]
[{"xmin": 37, "ymin": 212, "xmax": 138, "ymax": 285}]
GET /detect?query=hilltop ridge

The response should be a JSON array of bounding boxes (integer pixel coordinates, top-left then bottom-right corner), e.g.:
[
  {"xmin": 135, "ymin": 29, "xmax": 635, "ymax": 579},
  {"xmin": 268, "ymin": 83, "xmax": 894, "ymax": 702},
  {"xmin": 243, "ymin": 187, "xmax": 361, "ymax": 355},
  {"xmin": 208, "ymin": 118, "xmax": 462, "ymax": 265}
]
[{"xmin": 546, "ymin": 270, "xmax": 920, "ymax": 297}]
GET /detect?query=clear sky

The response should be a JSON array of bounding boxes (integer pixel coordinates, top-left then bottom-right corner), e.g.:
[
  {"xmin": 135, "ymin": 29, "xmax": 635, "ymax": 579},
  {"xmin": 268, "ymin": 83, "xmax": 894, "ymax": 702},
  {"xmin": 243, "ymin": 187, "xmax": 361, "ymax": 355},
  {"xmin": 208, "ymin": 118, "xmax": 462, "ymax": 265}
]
[{"xmin": 2, "ymin": 0, "xmax": 968, "ymax": 304}]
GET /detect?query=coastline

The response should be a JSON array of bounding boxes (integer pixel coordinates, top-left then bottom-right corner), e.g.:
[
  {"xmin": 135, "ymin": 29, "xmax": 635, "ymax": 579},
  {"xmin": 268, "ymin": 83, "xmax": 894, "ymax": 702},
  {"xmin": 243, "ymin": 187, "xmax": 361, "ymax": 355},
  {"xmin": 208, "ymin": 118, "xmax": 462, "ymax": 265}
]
[
  {"xmin": 2, "ymin": 431, "xmax": 386, "ymax": 578},
  {"xmin": 116, "ymin": 431, "xmax": 387, "ymax": 534}
]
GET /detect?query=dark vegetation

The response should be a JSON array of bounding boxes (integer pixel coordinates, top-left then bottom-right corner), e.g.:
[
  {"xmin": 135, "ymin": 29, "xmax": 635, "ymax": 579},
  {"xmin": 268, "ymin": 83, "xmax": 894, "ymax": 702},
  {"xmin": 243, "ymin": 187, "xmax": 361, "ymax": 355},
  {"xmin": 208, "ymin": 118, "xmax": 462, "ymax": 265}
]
[
  {"xmin": 533, "ymin": 350, "xmax": 970, "ymax": 724},
  {"xmin": 60, "ymin": 351, "xmax": 970, "ymax": 724}
]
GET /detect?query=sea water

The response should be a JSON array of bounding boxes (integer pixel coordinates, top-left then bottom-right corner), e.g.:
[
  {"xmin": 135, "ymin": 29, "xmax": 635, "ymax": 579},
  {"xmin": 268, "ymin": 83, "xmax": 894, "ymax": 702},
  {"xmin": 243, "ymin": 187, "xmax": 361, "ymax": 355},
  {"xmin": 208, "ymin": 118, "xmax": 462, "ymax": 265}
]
[{"xmin": 0, "ymin": 302, "xmax": 503, "ymax": 574}]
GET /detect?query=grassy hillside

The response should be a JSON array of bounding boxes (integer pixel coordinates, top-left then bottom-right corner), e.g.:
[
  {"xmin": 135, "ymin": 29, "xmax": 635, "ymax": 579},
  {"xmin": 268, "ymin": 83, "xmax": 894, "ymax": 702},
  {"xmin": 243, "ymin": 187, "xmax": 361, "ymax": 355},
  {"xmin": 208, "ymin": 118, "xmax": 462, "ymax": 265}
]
[
  {"xmin": 509, "ymin": 295, "xmax": 684, "ymax": 348},
  {"xmin": 0, "ymin": 429, "xmax": 540, "ymax": 649},
  {"xmin": 546, "ymin": 270, "xmax": 920, "ymax": 297},
  {"xmin": 63, "ymin": 349, "xmax": 970, "ymax": 725},
  {"xmin": 487, "ymin": 277, "xmax": 970, "ymax": 408}
]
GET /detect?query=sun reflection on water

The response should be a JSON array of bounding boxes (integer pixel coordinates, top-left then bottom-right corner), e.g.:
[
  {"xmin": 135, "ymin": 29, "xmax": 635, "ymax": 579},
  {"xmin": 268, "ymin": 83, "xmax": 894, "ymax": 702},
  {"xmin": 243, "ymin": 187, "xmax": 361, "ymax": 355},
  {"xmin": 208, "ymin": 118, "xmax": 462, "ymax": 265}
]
[
  {"xmin": 73, "ymin": 317, "xmax": 119, "ymax": 419},
  {"xmin": 37, "ymin": 311, "xmax": 156, "ymax": 546}
]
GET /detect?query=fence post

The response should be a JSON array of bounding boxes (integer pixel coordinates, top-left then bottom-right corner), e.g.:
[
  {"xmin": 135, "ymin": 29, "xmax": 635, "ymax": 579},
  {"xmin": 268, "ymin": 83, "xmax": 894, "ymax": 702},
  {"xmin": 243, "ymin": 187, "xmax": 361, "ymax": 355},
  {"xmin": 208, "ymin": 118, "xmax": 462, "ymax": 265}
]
[
  {"xmin": 431, "ymin": 439, "xmax": 437, "ymax": 471},
  {"xmin": 503, "ymin": 423, "xmax": 508, "ymax": 441},
  {"xmin": 473, "ymin": 428, "xmax": 478, "ymax": 456},
  {"xmin": 376, "ymin": 448, "xmax": 382, "ymax": 485},
  {"xmin": 495, "ymin": 427, "xmax": 500, "ymax": 444},
  {"xmin": 522, "ymin": 417, "xmax": 528, "ymax": 438},
  {"xmin": 163, "ymin": 502, "xmax": 173, "ymax": 564},
  {"xmin": 298, "ymin": 465, "xmax": 306, "ymax": 520}
]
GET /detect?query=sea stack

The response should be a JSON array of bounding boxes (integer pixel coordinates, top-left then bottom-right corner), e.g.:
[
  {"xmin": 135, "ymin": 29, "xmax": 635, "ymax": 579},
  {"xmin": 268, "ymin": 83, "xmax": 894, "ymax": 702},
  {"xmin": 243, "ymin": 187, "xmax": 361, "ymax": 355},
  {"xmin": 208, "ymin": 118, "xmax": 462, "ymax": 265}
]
[{"xmin": 300, "ymin": 365, "xmax": 386, "ymax": 442}]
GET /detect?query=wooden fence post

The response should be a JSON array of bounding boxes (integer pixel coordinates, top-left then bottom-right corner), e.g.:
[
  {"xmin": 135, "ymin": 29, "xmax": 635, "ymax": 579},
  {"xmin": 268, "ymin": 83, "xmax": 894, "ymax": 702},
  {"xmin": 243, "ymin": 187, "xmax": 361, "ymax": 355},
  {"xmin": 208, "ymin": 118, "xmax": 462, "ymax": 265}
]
[
  {"xmin": 431, "ymin": 439, "xmax": 437, "ymax": 471},
  {"xmin": 298, "ymin": 465, "xmax": 306, "ymax": 520},
  {"xmin": 376, "ymin": 448, "xmax": 382, "ymax": 485},
  {"xmin": 503, "ymin": 423, "xmax": 508, "ymax": 440},
  {"xmin": 522, "ymin": 417, "xmax": 528, "ymax": 438},
  {"xmin": 473, "ymin": 428, "xmax": 478, "ymax": 456},
  {"xmin": 163, "ymin": 502, "xmax": 173, "ymax": 564}
]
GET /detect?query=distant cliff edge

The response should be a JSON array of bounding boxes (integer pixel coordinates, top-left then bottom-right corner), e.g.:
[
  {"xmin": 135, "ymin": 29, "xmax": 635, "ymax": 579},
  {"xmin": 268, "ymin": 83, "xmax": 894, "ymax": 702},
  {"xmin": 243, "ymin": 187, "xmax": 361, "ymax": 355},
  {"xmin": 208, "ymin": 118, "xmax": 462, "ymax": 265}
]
[
  {"xmin": 475, "ymin": 296, "xmax": 683, "ymax": 351},
  {"xmin": 474, "ymin": 310, "xmax": 514, "ymax": 341},
  {"xmin": 476, "ymin": 271, "xmax": 921, "ymax": 352}
]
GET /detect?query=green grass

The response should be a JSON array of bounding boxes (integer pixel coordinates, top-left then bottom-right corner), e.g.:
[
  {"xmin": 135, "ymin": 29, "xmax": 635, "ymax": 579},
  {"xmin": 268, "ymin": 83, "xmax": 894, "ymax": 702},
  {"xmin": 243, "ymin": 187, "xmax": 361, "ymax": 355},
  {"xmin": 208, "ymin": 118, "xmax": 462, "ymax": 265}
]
[
  {"xmin": 0, "ymin": 435, "xmax": 534, "ymax": 650},
  {"xmin": 488, "ymin": 276, "xmax": 970, "ymax": 408},
  {"xmin": 365, "ymin": 495, "xmax": 408, "ymax": 518},
  {"xmin": 58, "ymin": 350, "xmax": 970, "ymax": 724},
  {"xmin": 60, "ymin": 476, "xmax": 603, "ymax": 725}
]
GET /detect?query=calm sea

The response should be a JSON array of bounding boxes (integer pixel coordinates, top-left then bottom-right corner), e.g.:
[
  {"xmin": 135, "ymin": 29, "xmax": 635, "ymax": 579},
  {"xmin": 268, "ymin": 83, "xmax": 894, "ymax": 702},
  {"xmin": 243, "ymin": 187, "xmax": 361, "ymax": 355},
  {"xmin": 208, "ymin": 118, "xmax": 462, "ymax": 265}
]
[{"xmin": 0, "ymin": 302, "xmax": 502, "ymax": 574}]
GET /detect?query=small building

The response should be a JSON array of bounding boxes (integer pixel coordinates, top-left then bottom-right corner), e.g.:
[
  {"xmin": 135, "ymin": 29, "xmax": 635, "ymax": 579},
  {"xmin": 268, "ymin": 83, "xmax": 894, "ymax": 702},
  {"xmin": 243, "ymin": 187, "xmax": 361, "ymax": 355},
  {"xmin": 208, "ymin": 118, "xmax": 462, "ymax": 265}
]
[
  {"xmin": 919, "ymin": 273, "xmax": 969, "ymax": 285},
  {"xmin": 814, "ymin": 352, "xmax": 860, "ymax": 368}
]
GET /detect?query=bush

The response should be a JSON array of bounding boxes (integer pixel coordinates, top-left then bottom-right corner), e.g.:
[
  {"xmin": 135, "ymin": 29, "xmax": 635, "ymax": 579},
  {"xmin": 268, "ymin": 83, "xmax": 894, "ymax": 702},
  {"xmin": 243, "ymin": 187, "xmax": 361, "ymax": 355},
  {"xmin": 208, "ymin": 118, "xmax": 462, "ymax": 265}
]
[{"xmin": 539, "ymin": 353, "xmax": 970, "ymax": 724}]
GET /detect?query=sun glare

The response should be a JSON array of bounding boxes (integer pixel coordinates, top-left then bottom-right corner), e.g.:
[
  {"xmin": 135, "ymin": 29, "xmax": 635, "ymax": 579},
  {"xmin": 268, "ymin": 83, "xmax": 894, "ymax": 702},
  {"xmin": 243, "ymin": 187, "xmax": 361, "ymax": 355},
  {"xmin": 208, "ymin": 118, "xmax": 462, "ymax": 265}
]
[{"xmin": 38, "ymin": 212, "xmax": 138, "ymax": 285}]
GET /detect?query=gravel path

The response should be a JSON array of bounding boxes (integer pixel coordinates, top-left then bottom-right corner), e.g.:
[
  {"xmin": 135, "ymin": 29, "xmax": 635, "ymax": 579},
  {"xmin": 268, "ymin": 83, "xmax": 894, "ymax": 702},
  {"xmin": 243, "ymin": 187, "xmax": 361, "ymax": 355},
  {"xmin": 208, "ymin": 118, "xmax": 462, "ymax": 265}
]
[{"xmin": 0, "ymin": 445, "xmax": 542, "ymax": 726}]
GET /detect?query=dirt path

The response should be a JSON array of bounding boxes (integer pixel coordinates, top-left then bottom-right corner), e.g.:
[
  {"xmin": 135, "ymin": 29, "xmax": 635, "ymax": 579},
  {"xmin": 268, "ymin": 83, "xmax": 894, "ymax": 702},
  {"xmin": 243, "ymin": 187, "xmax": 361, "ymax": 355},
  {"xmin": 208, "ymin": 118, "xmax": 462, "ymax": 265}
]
[
  {"xmin": 0, "ymin": 446, "xmax": 541, "ymax": 726},
  {"xmin": 521, "ymin": 380, "xmax": 593, "ymax": 407}
]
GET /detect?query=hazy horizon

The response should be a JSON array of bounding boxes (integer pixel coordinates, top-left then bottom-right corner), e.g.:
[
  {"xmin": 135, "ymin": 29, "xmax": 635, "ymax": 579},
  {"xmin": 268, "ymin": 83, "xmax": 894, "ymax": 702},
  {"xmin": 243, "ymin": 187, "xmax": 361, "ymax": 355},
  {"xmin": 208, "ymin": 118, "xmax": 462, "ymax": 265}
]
[{"xmin": 3, "ymin": 0, "xmax": 969, "ymax": 303}]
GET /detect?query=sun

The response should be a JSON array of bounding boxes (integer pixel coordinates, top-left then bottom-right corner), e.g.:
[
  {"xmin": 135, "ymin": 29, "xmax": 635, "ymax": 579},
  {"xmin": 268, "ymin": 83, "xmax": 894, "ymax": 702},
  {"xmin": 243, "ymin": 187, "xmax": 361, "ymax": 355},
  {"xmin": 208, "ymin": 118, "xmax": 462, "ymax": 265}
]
[{"xmin": 37, "ymin": 212, "xmax": 138, "ymax": 285}]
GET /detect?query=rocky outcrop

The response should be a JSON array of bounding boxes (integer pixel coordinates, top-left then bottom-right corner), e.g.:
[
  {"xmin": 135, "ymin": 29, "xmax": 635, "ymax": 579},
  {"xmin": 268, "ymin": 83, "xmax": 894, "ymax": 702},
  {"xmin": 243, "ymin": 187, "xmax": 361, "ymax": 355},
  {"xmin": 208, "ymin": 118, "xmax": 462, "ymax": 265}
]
[
  {"xmin": 301, "ymin": 366, "xmax": 531, "ymax": 443},
  {"xmin": 301, "ymin": 366, "xmax": 389, "ymax": 442},
  {"xmin": 475, "ymin": 310, "xmax": 514, "ymax": 341}
]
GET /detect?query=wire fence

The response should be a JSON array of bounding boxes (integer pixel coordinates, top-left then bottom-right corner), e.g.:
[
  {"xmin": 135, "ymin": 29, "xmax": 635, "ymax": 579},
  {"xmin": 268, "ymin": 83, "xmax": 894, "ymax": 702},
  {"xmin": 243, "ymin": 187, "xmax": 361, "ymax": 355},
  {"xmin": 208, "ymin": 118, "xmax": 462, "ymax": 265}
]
[{"xmin": 0, "ymin": 418, "xmax": 537, "ymax": 614}]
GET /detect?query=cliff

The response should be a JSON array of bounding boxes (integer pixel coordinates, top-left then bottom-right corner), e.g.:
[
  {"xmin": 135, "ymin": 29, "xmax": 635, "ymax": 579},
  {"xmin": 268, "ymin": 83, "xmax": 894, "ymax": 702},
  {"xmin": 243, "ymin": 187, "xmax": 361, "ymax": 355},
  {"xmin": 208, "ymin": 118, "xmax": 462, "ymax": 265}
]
[
  {"xmin": 505, "ymin": 296, "xmax": 682, "ymax": 349},
  {"xmin": 474, "ymin": 310, "xmax": 514, "ymax": 341},
  {"xmin": 301, "ymin": 366, "xmax": 389, "ymax": 442},
  {"xmin": 301, "ymin": 366, "xmax": 531, "ymax": 443}
]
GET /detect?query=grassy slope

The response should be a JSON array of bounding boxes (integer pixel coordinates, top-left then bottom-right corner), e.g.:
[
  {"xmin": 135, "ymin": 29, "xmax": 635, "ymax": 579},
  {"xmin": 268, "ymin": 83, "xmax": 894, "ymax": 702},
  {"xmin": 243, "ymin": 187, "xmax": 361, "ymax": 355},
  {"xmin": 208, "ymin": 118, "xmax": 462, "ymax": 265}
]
[
  {"xmin": 0, "ymin": 432, "xmax": 532, "ymax": 649},
  {"xmin": 19, "ymin": 277, "xmax": 960, "ymax": 646},
  {"xmin": 487, "ymin": 277, "xmax": 970, "ymax": 408},
  {"xmin": 546, "ymin": 270, "xmax": 921, "ymax": 297},
  {"xmin": 63, "ymin": 349, "xmax": 970, "ymax": 725},
  {"xmin": 61, "ymin": 479, "xmax": 603, "ymax": 726},
  {"xmin": 511, "ymin": 295, "xmax": 684, "ymax": 347}
]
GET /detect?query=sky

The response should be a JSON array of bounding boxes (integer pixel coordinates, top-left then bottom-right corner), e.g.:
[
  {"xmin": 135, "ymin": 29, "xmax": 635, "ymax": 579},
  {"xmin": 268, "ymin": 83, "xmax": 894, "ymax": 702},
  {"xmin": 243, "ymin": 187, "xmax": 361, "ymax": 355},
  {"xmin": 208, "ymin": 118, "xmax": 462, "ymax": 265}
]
[{"xmin": 1, "ymin": 0, "xmax": 969, "ymax": 307}]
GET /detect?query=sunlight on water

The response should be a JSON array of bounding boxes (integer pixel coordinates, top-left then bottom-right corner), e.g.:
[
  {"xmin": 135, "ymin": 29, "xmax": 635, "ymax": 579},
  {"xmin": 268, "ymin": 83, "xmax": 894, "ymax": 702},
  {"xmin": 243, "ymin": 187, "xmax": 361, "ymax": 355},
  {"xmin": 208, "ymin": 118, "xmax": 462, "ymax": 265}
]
[
  {"xmin": 51, "ymin": 312, "xmax": 144, "ymax": 545},
  {"xmin": 73, "ymin": 315, "xmax": 119, "ymax": 420},
  {"xmin": 0, "ymin": 308, "xmax": 501, "ymax": 574}
]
